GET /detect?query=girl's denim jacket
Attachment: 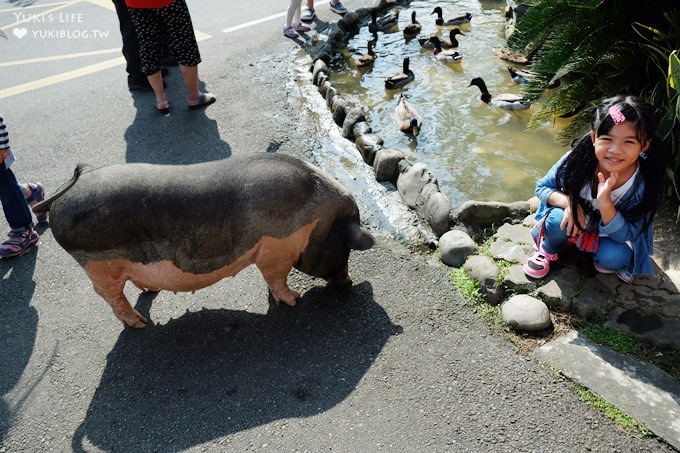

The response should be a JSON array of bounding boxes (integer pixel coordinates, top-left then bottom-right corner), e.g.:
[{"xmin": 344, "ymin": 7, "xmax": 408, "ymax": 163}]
[{"xmin": 534, "ymin": 151, "xmax": 654, "ymax": 282}]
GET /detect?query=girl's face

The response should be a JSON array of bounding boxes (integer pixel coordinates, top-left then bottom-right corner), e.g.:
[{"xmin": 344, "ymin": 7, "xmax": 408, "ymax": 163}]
[{"xmin": 590, "ymin": 121, "xmax": 650, "ymax": 179}]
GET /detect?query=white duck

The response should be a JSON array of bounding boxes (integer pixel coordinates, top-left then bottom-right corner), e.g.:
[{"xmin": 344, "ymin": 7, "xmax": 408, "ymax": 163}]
[{"xmin": 468, "ymin": 77, "xmax": 530, "ymax": 111}]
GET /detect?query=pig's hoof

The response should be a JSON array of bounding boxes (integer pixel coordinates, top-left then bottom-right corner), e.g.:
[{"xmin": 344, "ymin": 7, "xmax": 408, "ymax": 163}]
[
  {"xmin": 272, "ymin": 289, "xmax": 301, "ymax": 307},
  {"xmin": 125, "ymin": 310, "xmax": 148, "ymax": 328}
]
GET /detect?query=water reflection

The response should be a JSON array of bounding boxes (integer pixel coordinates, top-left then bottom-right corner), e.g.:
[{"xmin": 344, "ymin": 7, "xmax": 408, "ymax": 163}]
[{"xmin": 329, "ymin": 0, "xmax": 567, "ymax": 208}]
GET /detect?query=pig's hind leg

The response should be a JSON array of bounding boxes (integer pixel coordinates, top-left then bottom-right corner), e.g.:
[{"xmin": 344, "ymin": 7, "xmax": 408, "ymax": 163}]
[
  {"xmin": 84, "ymin": 260, "xmax": 148, "ymax": 328},
  {"xmin": 254, "ymin": 230, "xmax": 316, "ymax": 306}
]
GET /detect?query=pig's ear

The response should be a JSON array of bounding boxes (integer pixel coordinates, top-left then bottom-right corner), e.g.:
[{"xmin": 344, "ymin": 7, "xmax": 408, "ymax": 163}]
[{"xmin": 346, "ymin": 223, "xmax": 375, "ymax": 250}]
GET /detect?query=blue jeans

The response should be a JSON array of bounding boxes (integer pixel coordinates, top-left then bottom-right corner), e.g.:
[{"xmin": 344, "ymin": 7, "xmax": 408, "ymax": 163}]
[
  {"xmin": 0, "ymin": 162, "xmax": 33, "ymax": 232},
  {"xmin": 535, "ymin": 207, "xmax": 632, "ymax": 272}
]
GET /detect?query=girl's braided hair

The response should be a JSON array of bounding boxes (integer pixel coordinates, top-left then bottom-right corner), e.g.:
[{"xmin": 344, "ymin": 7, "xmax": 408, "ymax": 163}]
[{"xmin": 556, "ymin": 95, "xmax": 666, "ymax": 233}]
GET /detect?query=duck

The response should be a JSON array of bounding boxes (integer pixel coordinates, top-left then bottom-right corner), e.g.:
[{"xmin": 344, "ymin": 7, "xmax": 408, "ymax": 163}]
[
  {"xmin": 403, "ymin": 11, "xmax": 422, "ymax": 38},
  {"xmin": 428, "ymin": 36, "xmax": 462, "ymax": 63},
  {"xmin": 393, "ymin": 93, "xmax": 422, "ymax": 136},
  {"xmin": 507, "ymin": 66, "xmax": 561, "ymax": 89},
  {"xmin": 356, "ymin": 39, "xmax": 377, "ymax": 68},
  {"xmin": 419, "ymin": 28, "xmax": 464, "ymax": 49},
  {"xmin": 369, "ymin": 9, "xmax": 400, "ymax": 34},
  {"xmin": 468, "ymin": 76, "xmax": 530, "ymax": 111},
  {"xmin": 431, "ymin": 7, "xmax": 472, "ymax": 27},
  {"xmin": 385, "ymin": 57, "xmax": 415, "ymax": 89}
]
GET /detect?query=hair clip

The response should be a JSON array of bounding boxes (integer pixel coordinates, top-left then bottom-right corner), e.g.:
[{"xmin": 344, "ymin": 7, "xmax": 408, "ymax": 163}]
[{"xmin": 608, "ymin": 105, "xmax": 626, "ymax": 124}]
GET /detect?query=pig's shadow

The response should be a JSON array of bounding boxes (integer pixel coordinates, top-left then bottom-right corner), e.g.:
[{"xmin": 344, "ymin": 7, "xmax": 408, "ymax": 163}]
[{"xmin": 72, "ymin": 282, "xmax": 398, "ymax": 452}]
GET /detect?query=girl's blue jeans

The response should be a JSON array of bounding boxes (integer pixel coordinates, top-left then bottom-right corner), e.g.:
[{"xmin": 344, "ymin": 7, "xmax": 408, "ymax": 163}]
[
  {"xmin": 534, "ymin": 207, "xmax": 632, "ymax": 272},
  {"xmin": 0, "ymin": 162, "xmax": 33, "ymax": 232}
]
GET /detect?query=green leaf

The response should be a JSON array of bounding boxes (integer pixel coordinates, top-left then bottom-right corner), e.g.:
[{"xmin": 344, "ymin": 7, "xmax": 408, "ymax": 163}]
[{"xmin": 668, "ymin": 50, "xmax": 680, "ymax": 92}]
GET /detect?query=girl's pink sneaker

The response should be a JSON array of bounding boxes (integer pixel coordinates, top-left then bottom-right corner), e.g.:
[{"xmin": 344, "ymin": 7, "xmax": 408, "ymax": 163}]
[{"xmin": 523, "ymin": 246, "xmax": 558, "ymax": 279}]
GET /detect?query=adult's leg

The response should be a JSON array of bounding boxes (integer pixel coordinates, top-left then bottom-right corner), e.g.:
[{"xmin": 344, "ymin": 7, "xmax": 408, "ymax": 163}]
[
  {"xmin": 128, "ymin": 7, "xmax": 168, "ymax": 109},
  {"xmin": 112, "ymin": 0, "xmax": 148, "ymax": 89}
]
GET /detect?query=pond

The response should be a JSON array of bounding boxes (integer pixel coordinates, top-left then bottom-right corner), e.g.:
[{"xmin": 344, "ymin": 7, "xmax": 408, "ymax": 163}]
[{"xmin": 312, "ymin": 0, "xmax": 570, "ymax": 210}]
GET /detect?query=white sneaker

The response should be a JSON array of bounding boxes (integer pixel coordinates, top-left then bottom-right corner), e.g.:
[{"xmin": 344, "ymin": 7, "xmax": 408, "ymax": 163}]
[{"xmin": 300, "ymin": 7, "xmax": 315, "ymax": 22}]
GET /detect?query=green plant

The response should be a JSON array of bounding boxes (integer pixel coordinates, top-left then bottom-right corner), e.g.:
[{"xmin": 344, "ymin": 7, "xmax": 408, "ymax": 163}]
[
  {"xmin": 508, "ymin": 0, "xmax": 680, "ymax": 213},
  {"xmin": 549, "ymin": 367, "xmax": 653, "ymax": 435},
  {"xmin": 572, "ymin": 382, "xmax": 654, "ymax": 435},
  {"xmin": 581, "ymin": 324, "xmax": 643, "ymax": 354},
  {"xmin": 450, "ymin": 268, "xmax": 504, "ymax": 328},
  {"xmin": 581, "ymin": 323, "xmax": 680, "ymax": 380}
]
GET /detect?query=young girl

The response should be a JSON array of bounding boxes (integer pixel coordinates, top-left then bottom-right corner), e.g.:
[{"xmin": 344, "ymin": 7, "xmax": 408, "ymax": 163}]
[
  {"xmin": 0, "ymin": 114, "xmax": 46, "ymax": 258},
  {"xmin": 524, "ymin": 95, "xmax": 666, "ymax": 283},
  {"xmin": 284, "ymin": 0, "xmax": 311, "ymax": 39}
]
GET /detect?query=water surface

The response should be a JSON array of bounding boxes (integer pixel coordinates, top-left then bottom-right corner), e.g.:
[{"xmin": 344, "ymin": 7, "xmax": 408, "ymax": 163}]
[{"xmin": 326, "ymin": 0, "xmax": 568, "ymax": 208}]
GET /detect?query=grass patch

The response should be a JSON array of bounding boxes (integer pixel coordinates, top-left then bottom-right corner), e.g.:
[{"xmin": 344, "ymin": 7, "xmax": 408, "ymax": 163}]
[
  {"xmin": 580, "ymin": 323, "xmax": 680, "ymax": 381},
  {"xmin": 548, "ymin": 367, "xmax": 654, "ymax": 436},
  {"xmin": 450, "ymin": 268, "xmax": 503, "ymax": 329},
  {"xmin": 571, "ymin": 381, "xmax": 654, "ymax": 436}
]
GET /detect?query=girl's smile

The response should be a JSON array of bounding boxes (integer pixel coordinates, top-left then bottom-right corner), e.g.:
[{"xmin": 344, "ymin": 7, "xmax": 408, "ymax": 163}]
[{"xmin": 590, "ymin": 121, "xmax": 649, "ymax": 186}]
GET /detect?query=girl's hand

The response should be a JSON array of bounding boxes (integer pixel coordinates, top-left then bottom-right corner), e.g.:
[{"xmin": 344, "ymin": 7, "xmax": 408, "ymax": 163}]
[
  {"xmin": 597, "ymin": 171, "xmax": 617, "ymax": 203},
  {"xmin": 560, "ymin": 203, "xmax": 585, "ymax": 237}
]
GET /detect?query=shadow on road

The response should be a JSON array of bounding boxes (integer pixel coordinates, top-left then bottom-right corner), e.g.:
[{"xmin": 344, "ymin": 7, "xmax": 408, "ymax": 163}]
[
  {"xmin": 72, "ymin": 281, "xmax": 399, "ymax": 452},
  {"xmin": 0, "ymin": 246, "xmax": 38, "ymax": 443},
  {"xmin": 125, "ymin": 75, "xmax": 231, "ymax": 165}
]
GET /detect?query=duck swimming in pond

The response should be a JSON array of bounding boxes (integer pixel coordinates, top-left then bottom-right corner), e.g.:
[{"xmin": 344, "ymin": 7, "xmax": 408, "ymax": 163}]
[
  {"xmin": 428, "ymin": 36, "xmax": 462, "ymax": 63},
  {"xmin": 431, "ymin": 7, "xmax": 471, "ymax": 27},
  {"xmin": 419, "ymin": 28, "xmax": 465, "ymax": 49},
  {"xmin": 403, "ymin": 11, "xmax": 422, "ymax": 38},
  {"xmin": 369, "ymin": 9, "xmax": 399, "ymax": 34},
  {"xmin": 393, "ymin": 93, "xmax": 422, "ymax": 136},
  {"xmin": 357, "ymin": 39, "xmax": 377, "ymax": 68},
  {"xmin": 507, "ymin": 66, "xmax": 561, "ymax": 89},
  {"xmin": 385, "ymin": 57, "xmax": 415, "ymax": 89},
  {"xmin": 468, "ymin": 76, "xmax": 530, "ymax": 111}
]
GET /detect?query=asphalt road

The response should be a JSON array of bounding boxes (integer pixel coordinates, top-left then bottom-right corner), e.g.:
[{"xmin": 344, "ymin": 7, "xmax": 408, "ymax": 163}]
[{"xmin": 0, "ymin": 1, "xmax": 676, "ymax": 451}]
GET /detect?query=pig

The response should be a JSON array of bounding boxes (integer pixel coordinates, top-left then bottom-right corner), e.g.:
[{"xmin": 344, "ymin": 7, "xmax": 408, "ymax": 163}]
[{"xmin": 33, "ymin": 153, "xmax": 374, "ymax": 328}]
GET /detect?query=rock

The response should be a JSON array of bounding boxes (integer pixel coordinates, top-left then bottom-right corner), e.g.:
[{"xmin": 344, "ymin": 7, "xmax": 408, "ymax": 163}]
[
  {"xmin": 353, "ymin": 121, "xmax": 372, "ymax": 137},
  {"xmin": 331, "ymin": 97, "xmax": 347, "ymax": 126},
  {"xmin": 310, "ymin": 42, "xmax": 333, "ymax": 65},
  {"xmin": 312, "ymin": 59, "xmax": 328, "ymax": 85},
  {"xmin": 355, "ymin": 134, "xmax": 383, "ymax": 165},
  {"xmin": 337, "ymin": 12, "xmax": 360, "ymax": 35},
  {"xmin": 493, "ymin": 223, "xmax": 534, "ymax": 246},
  {"xmin": 508, "ymin": 201, "xmax": 531, "ymax": 222},
  {"xmin": 439, "ymin": 230, "xmax": 477, "ymax": 268},
  {"xmin": 503, "ymin": 264, "xmax": 535, "ymax": 293},
  {"xmin": 502, "ymin": 294, "xmax": 552, "ymax": 331},
  {"xmin": 319, "ymin": 80, "xmax": 332, "ymax": 98},
  {"xmin": 325, "ymin": 86, "xmax": 337, "ymax": 109},
  {"xmin": 488, "ymin": 240, "xmax": 528, "ymax": 264},
  {"xmin": 535, "ymin": 280, "xmax": 571, "ymax": 311},
  {"xmin": 454, "ymin": 200, "xmax": 511, "ymax": 226},
  {"xmin": 414, "ymin": 182, "xmax": 440, "ymax": 223},
  {"xmin": 373, "ymin": 149, "xmax": 404, "ymax": 182},
  {"xmin": 571, "ymin": 279, "xmax": 615, "ymax": 320},
  {"xmin": 342, "ymin": 108, "xmax": 366, "ymax": 140},
  {"xmin": 426, "ymin": 192, "xmax": 452, "ymax": 238},
  {"xmin": 397, "ymin": 162, "xmax": 437, "ymax": 208},
  {"xmin": 315, "ymin": 73, "xmax": 328, "ymax": 89},
  {"xmin": 464, "ymin": 255, "xmax": 502, "ymax": 305}
]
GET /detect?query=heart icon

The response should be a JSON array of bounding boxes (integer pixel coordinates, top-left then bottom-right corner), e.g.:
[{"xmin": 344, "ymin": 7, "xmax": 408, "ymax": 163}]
[{"xmin": 13, "ymin": 27, "xmax": 27, "ymax": 39}]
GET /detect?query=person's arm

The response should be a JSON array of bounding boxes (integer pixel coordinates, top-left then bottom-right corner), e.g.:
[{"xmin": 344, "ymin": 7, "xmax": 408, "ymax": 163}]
[{"xmin": 0, "ymin": 115, "xmax": 10, "ymax": 163}]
